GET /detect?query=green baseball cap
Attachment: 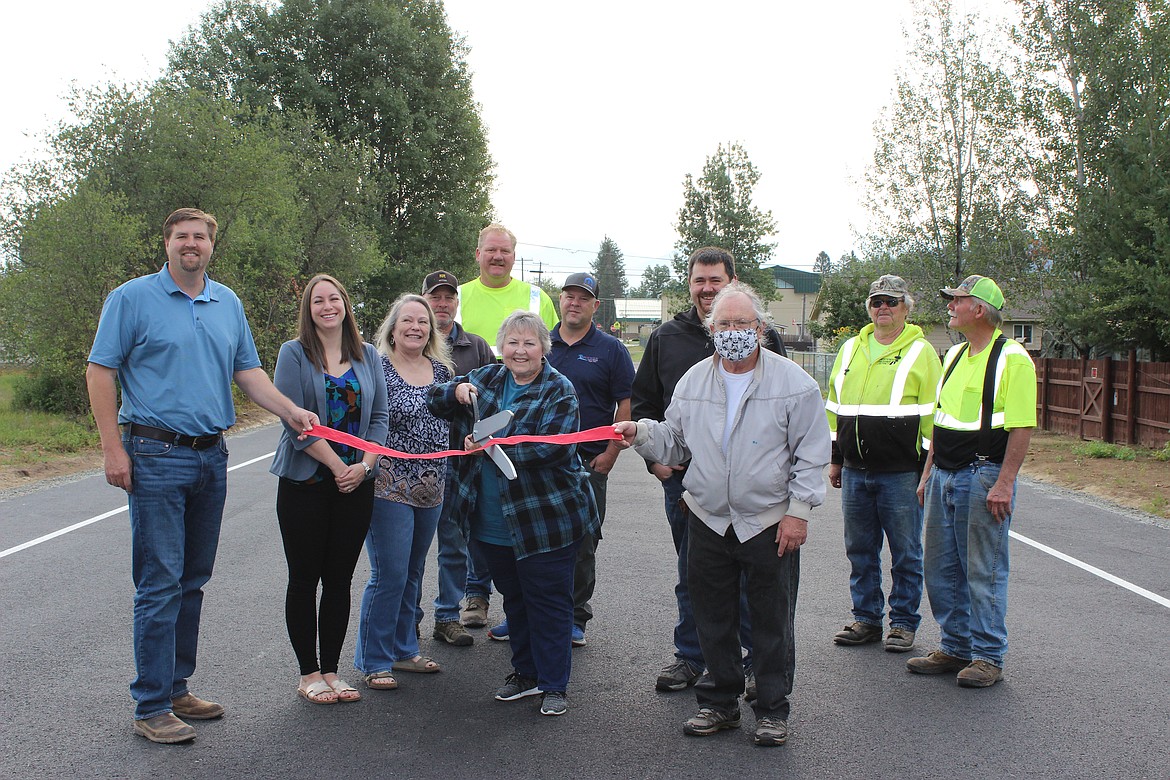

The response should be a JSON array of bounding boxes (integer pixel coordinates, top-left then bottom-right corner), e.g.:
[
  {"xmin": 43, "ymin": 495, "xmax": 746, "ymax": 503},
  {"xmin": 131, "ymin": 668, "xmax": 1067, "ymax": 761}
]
[{"xmin": 940, "ymin": 274, "xmax": 1004, "ymax": 310}]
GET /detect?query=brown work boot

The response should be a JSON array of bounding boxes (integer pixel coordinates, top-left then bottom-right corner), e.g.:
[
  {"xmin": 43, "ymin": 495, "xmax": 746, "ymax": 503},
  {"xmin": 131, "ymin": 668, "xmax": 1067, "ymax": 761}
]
[
  {"xmin": 906, "ymin": 650, "xmax": 969, "ymax": 675},
  {"xmin": 134, "ymin": 713, "xmax": 196, "ymax": 744},
  {"xmin": 833, "ymin": 621, "xmax": 882, "ymax": 646},
  {"xmin": 461, "ymin": 596, "xmax": 489, "ymax": 628},
  {"xmin": 957, "ymin": 659, "xmax": 1004, "ymax": 688},
  {"xmin": 170, "ymin": 692, "xmax": 224, "ymax": 720},
  {"xmin": 433, "ymin": 620, "xmax": 474, "ymax": 646}
]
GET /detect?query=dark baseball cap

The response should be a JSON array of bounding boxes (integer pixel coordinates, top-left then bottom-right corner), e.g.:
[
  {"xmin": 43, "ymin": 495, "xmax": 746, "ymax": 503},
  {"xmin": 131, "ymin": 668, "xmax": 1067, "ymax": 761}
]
[
  {"xmin": 422, "ymin": 270, "xmax": 459, "ymax": 295},
  {"xmin": 562, "ymin": 272, "xmax": 598, "ymax": 298}
]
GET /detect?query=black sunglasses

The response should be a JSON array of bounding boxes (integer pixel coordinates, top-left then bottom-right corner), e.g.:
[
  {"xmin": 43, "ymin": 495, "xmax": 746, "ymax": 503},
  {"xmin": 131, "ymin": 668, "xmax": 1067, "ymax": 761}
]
[{"xmin": 869, "ymin": 296, "xmax": 902, "ymax": 309}]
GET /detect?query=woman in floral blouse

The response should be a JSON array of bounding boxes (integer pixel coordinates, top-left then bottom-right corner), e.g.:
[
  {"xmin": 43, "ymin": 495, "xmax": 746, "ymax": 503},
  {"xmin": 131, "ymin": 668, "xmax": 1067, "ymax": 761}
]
[{"xmin": 355, "ymin": 294, "xmax": 453, "ymax": 691}]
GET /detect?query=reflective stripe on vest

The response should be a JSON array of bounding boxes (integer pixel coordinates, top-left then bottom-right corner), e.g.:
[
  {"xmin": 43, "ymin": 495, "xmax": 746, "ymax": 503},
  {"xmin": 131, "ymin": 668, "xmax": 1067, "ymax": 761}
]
[
  {"xmin": 933, "ymin": 342, "xmax": 1010, "ymax": 431},
  {"xmin": 825, "ymin": 337, "xmax": 931, "ymax": 417}
]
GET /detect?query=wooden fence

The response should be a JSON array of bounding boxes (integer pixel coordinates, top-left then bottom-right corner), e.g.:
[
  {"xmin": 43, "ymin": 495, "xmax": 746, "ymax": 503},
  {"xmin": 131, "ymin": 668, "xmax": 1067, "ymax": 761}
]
[{"xmin": 1036, "ymin": 353, "xmax": 1170, "ymax": 448}]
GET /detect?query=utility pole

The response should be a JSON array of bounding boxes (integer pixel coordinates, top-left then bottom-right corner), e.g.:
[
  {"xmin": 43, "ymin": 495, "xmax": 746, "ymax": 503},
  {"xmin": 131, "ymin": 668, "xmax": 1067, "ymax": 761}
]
[{"xmin": 534, "ymin": 260, "xmax": 544, "ymax": 285}]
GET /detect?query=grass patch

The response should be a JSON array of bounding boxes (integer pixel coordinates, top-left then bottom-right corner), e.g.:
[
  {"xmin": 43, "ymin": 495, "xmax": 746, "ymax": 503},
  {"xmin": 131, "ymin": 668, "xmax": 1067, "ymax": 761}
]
[
  {"xmin": 0, "ymin": 368, "xmax": 100, "ymax": 464},
  {"xmin": 624, "ymin": 342, "xmax": 645, "ymax": 366},
  {"xmin": 1072, "ymin": 440, "xmax": 1137, "ymax": 461}
]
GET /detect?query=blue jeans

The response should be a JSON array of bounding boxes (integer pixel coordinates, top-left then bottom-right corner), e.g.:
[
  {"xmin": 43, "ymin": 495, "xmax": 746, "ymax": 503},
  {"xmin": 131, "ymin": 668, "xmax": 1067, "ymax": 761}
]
[
  {"xmin": 480, "ymin": 540, "xmax": 579, "ymax": 693},
  {"xmin": 923, "ymin": 461, "xmax": 1014, "ymax": 666},
  {"xmin": 355, "ymin": 499, "xmax": 440, "ymax": 674},
  {"xmin": 123, "ymin": 432, "xmax": 228, "ymax": 720},
  {"xmin": 433, "ymin": 476, "xmax": 468, "ymax": 623},
  {"xmin": 662, "ymin": 470, "xmax": 752, "ymax": 670},
  {"xmin": 465, "ymin": 537, "xmax": 493, "ymax": 601},
  {"xmin": 841, "ymin": 467, "xmax": 924, "ymax": 630}
]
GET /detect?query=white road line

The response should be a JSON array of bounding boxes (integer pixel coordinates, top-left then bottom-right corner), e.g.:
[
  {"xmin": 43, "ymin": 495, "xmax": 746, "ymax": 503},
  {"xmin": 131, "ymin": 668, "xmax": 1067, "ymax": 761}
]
[
  {"xmin": 0, "ymin": 451, "xmax": 276, "ymax": 559},
  {"xmin": 1010, "ymin": 530, "xmax": 1170, "ymax": 609}
]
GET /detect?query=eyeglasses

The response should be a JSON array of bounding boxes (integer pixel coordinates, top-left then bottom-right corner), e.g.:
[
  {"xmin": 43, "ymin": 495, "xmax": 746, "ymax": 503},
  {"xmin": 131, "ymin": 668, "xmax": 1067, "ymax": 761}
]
[
  {"xmin": 712, "ymin": 318, "xmax": 760, "ymax": 331},
  {"xmin": 869, "ymin": 296, "xmax": 902, "ymax": 309}
]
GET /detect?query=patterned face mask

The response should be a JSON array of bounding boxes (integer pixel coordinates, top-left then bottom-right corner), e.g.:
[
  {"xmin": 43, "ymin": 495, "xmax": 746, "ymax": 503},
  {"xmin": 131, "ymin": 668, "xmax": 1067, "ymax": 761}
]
[{"xmin": 712, "ymin": 328, "xmax": 758, "ymax": 362}]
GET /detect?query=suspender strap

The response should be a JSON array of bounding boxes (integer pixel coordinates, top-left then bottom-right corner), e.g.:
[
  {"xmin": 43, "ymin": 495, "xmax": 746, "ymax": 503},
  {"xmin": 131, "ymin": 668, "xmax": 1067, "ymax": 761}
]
[{"xmin": 978, "ymin": 335, "xmax": 1007, "ymax": 458}]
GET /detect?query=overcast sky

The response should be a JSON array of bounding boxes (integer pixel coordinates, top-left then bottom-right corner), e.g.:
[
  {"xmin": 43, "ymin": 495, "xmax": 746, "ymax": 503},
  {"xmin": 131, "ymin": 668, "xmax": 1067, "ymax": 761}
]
[{"xmin": 1, "ymin": 0, "xmax": 1012, "ymax": 285}]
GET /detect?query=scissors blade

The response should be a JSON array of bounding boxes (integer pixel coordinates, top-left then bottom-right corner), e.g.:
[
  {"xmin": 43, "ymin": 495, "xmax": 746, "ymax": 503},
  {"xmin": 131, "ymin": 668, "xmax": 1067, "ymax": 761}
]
[
  {"xmin": 484, "ymin": 443, "xmax": 518, "ymax": 480},
  {"xmin": 473, "ymin": 410, "xmax": 513, "ymax": 443}
]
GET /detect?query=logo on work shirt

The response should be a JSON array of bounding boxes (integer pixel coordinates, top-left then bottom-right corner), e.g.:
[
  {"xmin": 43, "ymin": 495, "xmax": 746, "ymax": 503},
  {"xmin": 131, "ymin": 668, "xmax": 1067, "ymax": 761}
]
[{"xmin": 576, "ymin": 354, "xmax": 599, "ymax": 363}]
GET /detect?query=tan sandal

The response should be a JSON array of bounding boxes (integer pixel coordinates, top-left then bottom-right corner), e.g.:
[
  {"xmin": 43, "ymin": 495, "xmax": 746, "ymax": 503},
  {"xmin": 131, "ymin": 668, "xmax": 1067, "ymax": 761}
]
[
  {"xmin": 391, "ymin": 656, "xmax": 441, "ymax": 674},
  {"xmin": 363, "ymin": 671, "xmax": 398, "ymax": 690},
  {"xmin": 298, "ymin": 679, "xmax": 338, "ymax": 705},
  {"xmin": 327, "ymin": 677, "xmax": 361, "ymax": 702}
]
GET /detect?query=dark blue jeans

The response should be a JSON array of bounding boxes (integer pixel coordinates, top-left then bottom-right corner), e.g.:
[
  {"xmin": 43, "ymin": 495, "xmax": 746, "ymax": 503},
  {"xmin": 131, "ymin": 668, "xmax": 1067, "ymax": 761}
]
[
  {"xmin": 840, "ymin": 467, "xmax": 924, "ymax": 630},
  {"xmin": 662, "ymin": 470, "xmax": 752, "ymax": 670},
  {"xmin": 480, "ymin": 539, "xmax": 580, "ymax": 693},
  {"xmin": 688, "ymin": 515, "xmax": 798, "ymax": 721},
  {"xmin": 572, "ymin": 463, "xmax": 608, "ymax": 628},
  {"xmin": 123, "ymin": 432, "xmax": 228, "ymax": 720}
]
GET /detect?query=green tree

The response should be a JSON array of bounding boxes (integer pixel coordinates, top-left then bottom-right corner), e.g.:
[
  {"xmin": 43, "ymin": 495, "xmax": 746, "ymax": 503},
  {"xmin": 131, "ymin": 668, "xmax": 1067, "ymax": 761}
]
[
  {"xmin": 808, "ymin": 253, "xmax": 883, "ymax": 346},
  {"xmin": 168, "ymin": 0, "xmax": 494, "ymax": 329},
  {"xmin": 673, "ymin": 142, "xmax": 777, "ymax": 298},
  {"xmin": 631, "ymin": 263, "xmax": 674, "ymax": 299},
  {"xmin": 1015, "ymin": 0, "xmax": 1170, "ymax": 357},
  {"xmin": 0, "ymin": 83, "xmax": 383, "ymax": 411},
  {"xmin": 813, "ymin": 250, "xmax": 834, "ymax": 276},
  {"xmin": 863, "ymin": 0, "xmax": 1043, "ymax": 323},
  {"xmin": 0, "ymin": 180, "xmax": 148, "ymax": 413},
  {"xmin": 589, "ymin": 236, "xmax": 629, "ymax": 332}
]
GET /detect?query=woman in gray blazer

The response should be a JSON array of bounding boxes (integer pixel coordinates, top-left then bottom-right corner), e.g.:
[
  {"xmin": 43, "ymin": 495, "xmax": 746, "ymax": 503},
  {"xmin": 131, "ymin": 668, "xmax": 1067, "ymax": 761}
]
[{"xmin": 271, "ymin": 274, "xmax": 388, "ymax": 705}]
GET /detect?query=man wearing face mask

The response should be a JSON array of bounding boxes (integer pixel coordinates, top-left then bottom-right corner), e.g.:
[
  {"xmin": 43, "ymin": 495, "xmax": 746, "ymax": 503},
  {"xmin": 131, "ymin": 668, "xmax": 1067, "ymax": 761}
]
[
  {"xmin": 631, "ymin": 247, "xmax": 786, "ymax": 696},
  {"xmin": 616, "ymin": 282, "xmax": 830, "ymax": 747}
]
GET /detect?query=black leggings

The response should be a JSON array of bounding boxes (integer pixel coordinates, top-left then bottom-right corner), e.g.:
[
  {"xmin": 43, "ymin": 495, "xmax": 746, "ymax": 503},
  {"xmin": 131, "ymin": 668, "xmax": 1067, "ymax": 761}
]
[{"xmin": 276, "ymin": 477, "xmax": 374, "ymax": 675}]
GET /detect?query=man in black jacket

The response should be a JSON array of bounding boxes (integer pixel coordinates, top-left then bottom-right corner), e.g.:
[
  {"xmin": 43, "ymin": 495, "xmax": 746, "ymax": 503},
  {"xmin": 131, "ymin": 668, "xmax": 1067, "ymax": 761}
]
[{"xmin": 630, "ymin": 247, "xmax": 786, "ymax": 693}]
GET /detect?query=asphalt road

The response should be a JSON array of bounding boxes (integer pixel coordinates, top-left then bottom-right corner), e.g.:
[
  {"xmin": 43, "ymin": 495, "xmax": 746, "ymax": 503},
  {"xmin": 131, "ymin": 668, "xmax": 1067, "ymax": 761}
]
[{"xmin": 1, "ymin": 425, "xmax": 1167, "ymax": 780}]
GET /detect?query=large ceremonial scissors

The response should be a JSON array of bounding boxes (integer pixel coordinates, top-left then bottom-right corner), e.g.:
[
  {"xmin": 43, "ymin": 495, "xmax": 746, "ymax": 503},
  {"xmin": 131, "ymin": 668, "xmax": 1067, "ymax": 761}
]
[{"xmin": 470, "ymin": 393, "xmax": 518, "ymax": 480}]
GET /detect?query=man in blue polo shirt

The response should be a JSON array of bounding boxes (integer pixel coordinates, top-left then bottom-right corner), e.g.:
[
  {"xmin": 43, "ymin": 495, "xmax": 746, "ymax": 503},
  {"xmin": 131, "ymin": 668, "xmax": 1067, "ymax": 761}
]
[
  {"xmin": 87, "ymin": 208, "xmax": 318, "ymax": 744},
  {"xmin": 547, "ymin": 272, "xmax": 635, "ymax": 647}
]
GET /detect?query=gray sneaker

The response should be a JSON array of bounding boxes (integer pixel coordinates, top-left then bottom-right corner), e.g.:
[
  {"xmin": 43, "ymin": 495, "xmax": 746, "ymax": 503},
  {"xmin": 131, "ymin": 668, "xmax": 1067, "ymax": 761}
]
[
  {"xmin": 656, "ymin": 659, "xmax": 702, "ymax": 692},
  {"xmin": 683, "ymin": 706, "xmax": 741, "ymax": 736},
  {"xmin": 433, "ymin": 620, "xmax": 474, "ymax": 647},
  {"xmin": 752, "ymin": 716, "xmax": 788, "ymax": 746},
  {"xmin": 884, "ymin": 626, "xmax": 916, "ymax": 653},
  {"xmin": 495, "ymin": 672, "xmax": 542, "ymax": 701},
  {"xmin": 540, "ymin": 691, "xmax": 568, "ymax": 716}
]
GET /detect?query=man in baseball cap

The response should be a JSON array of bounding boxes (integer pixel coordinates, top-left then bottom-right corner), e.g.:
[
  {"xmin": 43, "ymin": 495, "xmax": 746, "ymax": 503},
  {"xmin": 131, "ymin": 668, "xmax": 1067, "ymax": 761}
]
[
  {"xmin": 940, "ymin": 274, "xmax": 1005, "ymax": 311},
  {"xmin": 867, "ymin": 274, "xmax": 911, "ymax": 303},
  {"xmin": 420, "ymin": 269, "xmax": 496, "ymax": 647},
  {"xmin": 907, "ymin": 271, "xmax": 1035, "ymax": 688},
  {"xmin": 547, "ymin": 270, "xmax": 634, "ymax": 649}
]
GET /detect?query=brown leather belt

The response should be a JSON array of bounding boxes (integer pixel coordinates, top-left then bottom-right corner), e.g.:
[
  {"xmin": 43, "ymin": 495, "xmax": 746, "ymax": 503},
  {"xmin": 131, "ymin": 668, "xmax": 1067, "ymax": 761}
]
[{"xmin": 126, "ymin": 423, "xmax": 222, "ymax": 450}]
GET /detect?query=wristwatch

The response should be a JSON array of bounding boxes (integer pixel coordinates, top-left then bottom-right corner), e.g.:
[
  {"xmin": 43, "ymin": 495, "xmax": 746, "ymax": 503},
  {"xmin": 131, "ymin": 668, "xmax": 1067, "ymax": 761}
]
[{"xmin": 362, "ymin": 462, "xmax": 373, "ymax": 477}]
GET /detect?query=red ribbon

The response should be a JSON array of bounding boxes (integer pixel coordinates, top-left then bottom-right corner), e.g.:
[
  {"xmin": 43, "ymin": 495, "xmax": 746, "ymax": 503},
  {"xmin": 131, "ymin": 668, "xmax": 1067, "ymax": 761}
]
[{"xmin": 306, "ymin": 424, "xmax": 621, "ymax": 460}]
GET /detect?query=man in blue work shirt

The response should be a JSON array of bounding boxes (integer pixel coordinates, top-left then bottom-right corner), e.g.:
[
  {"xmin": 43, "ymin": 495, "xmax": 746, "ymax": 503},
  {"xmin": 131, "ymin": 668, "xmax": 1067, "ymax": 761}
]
[
  {"xmin": 548, "ymin": 272, "xmax": 635, "ymax": 647},
  {"xmin": 87, "ymin": 208, "xmax": 318, "ymax": 744}
]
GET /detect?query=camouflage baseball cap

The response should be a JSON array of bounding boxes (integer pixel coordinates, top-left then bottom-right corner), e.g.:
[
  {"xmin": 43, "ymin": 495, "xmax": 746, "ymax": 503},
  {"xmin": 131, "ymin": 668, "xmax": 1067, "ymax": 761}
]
[{"xmin": 867, "ymin": 274, "xmax": 910, "ymax": 301}]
